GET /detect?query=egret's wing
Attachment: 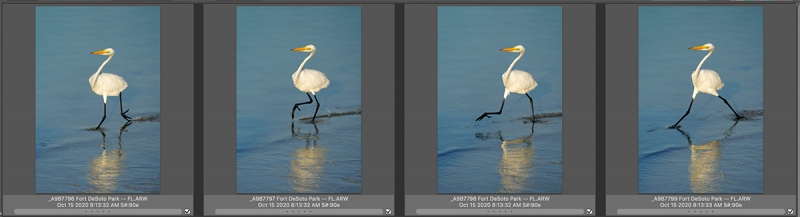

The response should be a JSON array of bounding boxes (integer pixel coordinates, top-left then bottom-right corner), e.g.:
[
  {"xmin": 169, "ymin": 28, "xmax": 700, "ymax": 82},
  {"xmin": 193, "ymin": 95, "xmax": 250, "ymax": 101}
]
[
  {"xmin": 502, "ymin": 69, "xmax": 538, "ymax": 94},
  {"xmin": 692, "ymin": 69, "xmax": 724, "ymax": 91},
  {"xmin": 294, "ymin": 69, "xmax": 330, "ymax": 92},
  {"xmin": 91, "ymin": 72, "xmax": 128, "ymax": 95}
]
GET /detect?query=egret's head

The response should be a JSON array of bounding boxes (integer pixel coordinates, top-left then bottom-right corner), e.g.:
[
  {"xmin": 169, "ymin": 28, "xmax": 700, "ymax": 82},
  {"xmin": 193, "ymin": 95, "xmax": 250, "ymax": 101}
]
[
  {"xmin": 90, "ymin": 48, "xmax": 115, "ymax": 56},
  {"xmin": 500, "ymin": 45, "xmax": 525, "ymax": 53},
  {"xmin": 291, "ymin": 44, "xmax": 316, "ymax": 52},
  {"xmin": 689, "ymin": 43, "xmax": 714, "ymax": 51}
]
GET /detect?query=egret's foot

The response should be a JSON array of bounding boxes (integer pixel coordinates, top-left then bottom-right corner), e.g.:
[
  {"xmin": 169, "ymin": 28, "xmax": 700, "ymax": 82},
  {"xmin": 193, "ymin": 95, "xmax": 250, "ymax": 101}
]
[
  {"xmin": 668, "ymin": 125, "xmax": 680, "ymax": 129},
  {"xmin": 292, "ymin": 106, "xmax": 302, "ymax": 119},
  {"xmin": 476, "ymin": 114, "xmax": 491, "ymax": 122},
  {"xmin": 121, "ymin": 109, "xmax": 132, "ymax": 121},
  {"xmin": 735, "ymin": 115, "xmax": 744, "ymax": 120}
]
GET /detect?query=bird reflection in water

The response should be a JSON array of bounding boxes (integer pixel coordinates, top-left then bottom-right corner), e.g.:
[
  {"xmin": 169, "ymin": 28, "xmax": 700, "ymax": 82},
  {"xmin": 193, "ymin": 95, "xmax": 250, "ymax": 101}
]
[
  {"xmin": 88, "ymin": 121, "xmax": 131, "ymax": 193},
  {"xmin": 289, "ymin": 122, "xmax": 327, "ymax": 193},
  {"xmin": 675, "ymin": 120, "xmax": 738, "ymax": 193},
  {"xmin": 477, "ymin": 127, "xmax": 535, "ymax": 193}
]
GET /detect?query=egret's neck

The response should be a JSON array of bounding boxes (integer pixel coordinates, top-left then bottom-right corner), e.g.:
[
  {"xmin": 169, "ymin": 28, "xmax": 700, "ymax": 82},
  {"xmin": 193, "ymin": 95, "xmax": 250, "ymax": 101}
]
[
  {"xmin": 297, "ymin": 51, "xmax": 315, "ymax": 73},
  {"xmin": 506, "ymin": 51, "xmax": 524, "ymax": 73},
  {"xmin": 695, "ymin": 48, "xmax": 713, "ymax": 73},
  {"xmin": 92, "ymin": 54, "xmax": 114, "ymax": 84}
]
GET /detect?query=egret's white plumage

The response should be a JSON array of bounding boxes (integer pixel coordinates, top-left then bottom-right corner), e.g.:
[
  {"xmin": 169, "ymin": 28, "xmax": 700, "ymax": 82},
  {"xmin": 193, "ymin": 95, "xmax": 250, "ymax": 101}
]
[
  {"xmin": 90, "ymin": 48, "xmax": 128, "ymax": 103},
  {"xmin": 292, "ymin": 68, "xmax": 330, "ymax": 94},
  {"xmin": 89, "ymin": 48, "xmax": 132, "ymax": 129},
  {"xmin": 688, "ymin": 43, "xmax": 724, "ymax": 99},
  {"xmin": 691, "ymin": 69, "xmax": 723, "ymax": 98},
  {"xmin": 290, "ymin": 44, "xmax": 330, "ymax": 122},
  {"xmin": 503, "ymin": 69, "xmax": 538, "ymax": 97},
  {"xmin": 477, "ymin": 45, "xmax": 538, "ymax": 122},
  {"xmin": 671, "ymin": 43, "xmax": 742, "ymax": 128}
]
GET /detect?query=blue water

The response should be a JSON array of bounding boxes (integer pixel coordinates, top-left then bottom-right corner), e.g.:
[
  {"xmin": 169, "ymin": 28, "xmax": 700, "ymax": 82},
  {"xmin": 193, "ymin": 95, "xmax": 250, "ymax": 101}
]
[
  {"xmin": 236, "ymin": 6, "xmax": 362, "ymax": 194},
  {"xmin": 638, "ymin": 6, "xmax": 764, "ymax": 194},
  {"xmin": 437, "ymin": 6, "xmax": 563, "ymax": 194},
  {"xmin": 35, "ymin": 6, "xmax": 161, "ymax": 193}
]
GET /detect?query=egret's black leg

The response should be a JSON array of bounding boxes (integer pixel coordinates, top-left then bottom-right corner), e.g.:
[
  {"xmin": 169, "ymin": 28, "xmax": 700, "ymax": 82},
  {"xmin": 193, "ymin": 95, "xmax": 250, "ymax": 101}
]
[
  {"xmin": 312, "ymin": 94, "xmax": 321, "ymax": 122},
  {"xmin": 476, "ymin": 98, "xmax": 506, "ymax": 121},
  {"xmin": 526, "ymin": 93, "xmax": 535, "ymax": 123},
  {"xmin": 718, "ymin": 95, "xmax": 742, "ymax": 119},
  {"xmin": 119, "ymin": 93, "xmax": 132, "ymax": 121},
  {"xmin": 292, "ymin": 92, "xmax": 313, "ymax": 119},
  {"xmin": 670, "ymin": 98, "xmax": 694, "ymax": 128},
  {"xmin": 95, "ymin": 103, "xmax": 108, "ymax": 130}
]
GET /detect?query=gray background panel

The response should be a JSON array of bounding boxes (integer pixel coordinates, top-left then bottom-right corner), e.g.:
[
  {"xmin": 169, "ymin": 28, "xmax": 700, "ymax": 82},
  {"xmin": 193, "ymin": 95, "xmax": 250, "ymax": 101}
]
[
  {"xmin": 761, "ymin": 4, "xmax": 798, "ymax": 195},
  {"xmin": 403, "ymin": 4, "xmax": 597, "ymax": 195},
  {"xmin": 202, "ymin": 3, "xmax": 237, "ymax": 196},
  {"xmin": 359, "ymin": 3, "xmax": 397, "ymax": 196},
  {"xmin": 1, "ymin": 3, "xmax": 195, "ymax": 198},
  {"xmin": 604, "ymin": 4, "xmax": 797, "ymax": 195},
  {"xmin": 159, "ymin": 3, "xmax": 196, "ymax": 196},
  {"xmin": 561, "ymin": 3, "xmax": 597, "ymax": 195},
  {"xmin": 604, "ymin": 3, "xmax": 639, "ymax": 196},
  {"xmin": 1, "ymin": 1, "xmax": 8, "ymax": 215},
  {"xmin": 403, "ymin": 3, "xmax": 437, "ymax": 196},
  {"xmin": 202, "ymin": 4, "xmax": 395, "ymax": 195},
  {"xmin": 2, "ymin": 3, "xmax": 37, "ymax": 196}
]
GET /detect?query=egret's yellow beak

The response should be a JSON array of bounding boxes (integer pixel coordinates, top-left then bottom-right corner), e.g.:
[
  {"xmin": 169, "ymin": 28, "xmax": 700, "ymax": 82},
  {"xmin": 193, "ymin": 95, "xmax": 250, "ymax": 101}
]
[
  {"xmin": 90, "ymin": 50, "xmax": 109, "ymax": 55},
  {"xmin": 500, "ymin": 47, "xmax": 519, "ymax": 52},
  {"xmin": 291, "ymin": 47, "xmax": 311, "ymax": 52},
  {"xmin": 689, "ymin": 45, "xmax": 709, "ymax": 50}
]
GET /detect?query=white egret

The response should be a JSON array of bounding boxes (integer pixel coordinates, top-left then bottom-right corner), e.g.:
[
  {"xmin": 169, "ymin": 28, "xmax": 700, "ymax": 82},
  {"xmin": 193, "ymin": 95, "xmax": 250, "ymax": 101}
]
[
  {"xmin": 290, "ymin": 44, "xmax": 330, "ymax": 123},
  {"xmin": 89, "ymin": 48, "xmax": 132, "ymax": 130},
  {"xmin": 476, "ymin": 45, "xmax": 538, "ymax": 122},
  {"xmin": 670, "ymin": 43, "xmax": 742, "ymax": 128}
]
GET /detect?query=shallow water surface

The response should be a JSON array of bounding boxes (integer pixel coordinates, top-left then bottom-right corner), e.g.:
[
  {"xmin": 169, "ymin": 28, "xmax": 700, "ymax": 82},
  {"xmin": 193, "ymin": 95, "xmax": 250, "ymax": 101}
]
[
  {"xmin": 35, "ymin": 6, "xmax": 161, "ymax": 194},
  {"xmin": 437, "ymin": 6, "xmax": 563, "ymax": 194},
  {"xmin": 638, "ymin": 6, "xmax": 764, "ymax": 194},
  {"xmin": 236, "ymin": 6, "xmax": 362, "ymax": 194}
]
